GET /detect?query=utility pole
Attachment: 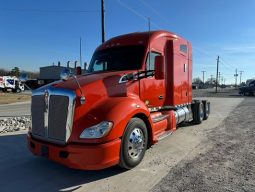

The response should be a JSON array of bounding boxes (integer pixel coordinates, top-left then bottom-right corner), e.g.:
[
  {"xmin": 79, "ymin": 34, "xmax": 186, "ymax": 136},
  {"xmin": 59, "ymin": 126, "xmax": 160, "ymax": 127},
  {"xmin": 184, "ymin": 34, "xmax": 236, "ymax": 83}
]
[
  {"xmin": 234, "ymin": 68, "xmax": 238, "ymax": 88},
  {"xmin": 216, "ymin": 56, "xmax": 219, "ymax": 93},
  {"xmin": 201, "ymin": 71, "xmax": 206, "ymax": 84},
  {"xmin": 239, "ymin": 71, "xmax": 244, "ymax": 85},
  {"xmin": 218, "ymin": 72, "xmax": 221, "ymax": 86},
  {"xmin": 101, "ymin": 0, "xmax": 105, "ymax": 43}
]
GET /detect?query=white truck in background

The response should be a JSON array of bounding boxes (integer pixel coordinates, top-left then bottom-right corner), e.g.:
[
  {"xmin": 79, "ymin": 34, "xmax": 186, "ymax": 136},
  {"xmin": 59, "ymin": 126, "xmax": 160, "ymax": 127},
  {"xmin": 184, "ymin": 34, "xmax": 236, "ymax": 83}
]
[{"xmin": 0, "ymin": 76, "xmax": 25, "ymax": 93}]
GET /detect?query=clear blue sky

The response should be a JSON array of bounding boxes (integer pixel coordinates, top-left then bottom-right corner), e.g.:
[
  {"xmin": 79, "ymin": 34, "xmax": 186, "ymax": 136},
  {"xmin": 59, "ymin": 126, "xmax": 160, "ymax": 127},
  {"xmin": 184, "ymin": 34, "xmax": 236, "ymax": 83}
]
[{"xmin": 0, "ymin": 0, "xmax": 255, "ymax": 84}]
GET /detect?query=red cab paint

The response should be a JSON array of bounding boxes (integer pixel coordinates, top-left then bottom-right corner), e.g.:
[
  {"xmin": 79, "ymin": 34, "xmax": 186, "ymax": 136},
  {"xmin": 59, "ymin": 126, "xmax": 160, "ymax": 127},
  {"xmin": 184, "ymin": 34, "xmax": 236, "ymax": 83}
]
[{"xmin": 28, "ymin": 30, "xmax": 210, "ymax": 170}]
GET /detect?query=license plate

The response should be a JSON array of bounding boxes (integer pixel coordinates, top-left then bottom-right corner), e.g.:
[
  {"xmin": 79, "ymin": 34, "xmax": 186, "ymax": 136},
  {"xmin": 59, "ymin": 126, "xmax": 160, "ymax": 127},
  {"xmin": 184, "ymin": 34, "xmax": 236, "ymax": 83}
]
[{"xmin": 41, "ymin": 145, "xmax": 49, "ymax": 157}]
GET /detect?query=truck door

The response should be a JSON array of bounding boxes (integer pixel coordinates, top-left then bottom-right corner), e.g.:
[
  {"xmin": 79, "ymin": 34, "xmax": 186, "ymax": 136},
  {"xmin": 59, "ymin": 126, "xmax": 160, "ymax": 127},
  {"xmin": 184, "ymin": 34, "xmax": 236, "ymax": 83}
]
[{"xmin": 139, "ymin": 52, "xmax": 166, "ymax": 108}]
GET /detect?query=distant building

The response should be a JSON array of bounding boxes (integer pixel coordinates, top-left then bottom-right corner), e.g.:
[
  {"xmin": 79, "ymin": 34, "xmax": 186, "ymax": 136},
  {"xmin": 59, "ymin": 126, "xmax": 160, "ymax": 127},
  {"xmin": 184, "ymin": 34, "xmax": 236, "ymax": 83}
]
[
  {"xmin": 39, "ymin": 66, "xmax": 75, "ymax": 81},
  {"xmin": 38, "ymin": 62, "xmax": 86, "ymax": 85}
]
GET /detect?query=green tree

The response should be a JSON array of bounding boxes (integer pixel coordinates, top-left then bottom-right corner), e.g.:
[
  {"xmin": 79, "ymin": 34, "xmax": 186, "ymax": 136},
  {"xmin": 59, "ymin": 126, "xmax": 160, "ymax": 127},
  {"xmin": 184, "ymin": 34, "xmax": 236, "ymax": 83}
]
[
  {"xmin": 193, "ymin": 77, "xmax": 203, "ymax": 84},
  {"xmin": 10, "ymin": 67, "xmax": 20, "ymax": 77}
]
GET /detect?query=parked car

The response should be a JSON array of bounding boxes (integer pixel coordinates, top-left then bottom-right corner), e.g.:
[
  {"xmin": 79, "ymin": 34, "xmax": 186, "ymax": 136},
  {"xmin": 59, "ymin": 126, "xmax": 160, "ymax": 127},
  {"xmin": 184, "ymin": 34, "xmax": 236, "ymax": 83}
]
[{"xmin": 239, "ymin": 80, "xmax": 255, "ymax": 96}]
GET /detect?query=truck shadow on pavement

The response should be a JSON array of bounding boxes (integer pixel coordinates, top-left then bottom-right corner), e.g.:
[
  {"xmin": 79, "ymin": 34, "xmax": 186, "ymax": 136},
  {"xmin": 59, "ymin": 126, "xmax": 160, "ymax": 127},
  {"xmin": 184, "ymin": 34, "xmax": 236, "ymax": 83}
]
[{"xmin": 0, "ymin": 133, "xmax": 125, "ymax": 192}]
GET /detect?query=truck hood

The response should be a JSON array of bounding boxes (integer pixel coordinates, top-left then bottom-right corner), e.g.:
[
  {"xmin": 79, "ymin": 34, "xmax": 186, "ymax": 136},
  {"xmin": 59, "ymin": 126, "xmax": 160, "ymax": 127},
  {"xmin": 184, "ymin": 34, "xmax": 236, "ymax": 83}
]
[{"xmin": 54, "ymin": 70, "xmax": 136, "ymax": 91}]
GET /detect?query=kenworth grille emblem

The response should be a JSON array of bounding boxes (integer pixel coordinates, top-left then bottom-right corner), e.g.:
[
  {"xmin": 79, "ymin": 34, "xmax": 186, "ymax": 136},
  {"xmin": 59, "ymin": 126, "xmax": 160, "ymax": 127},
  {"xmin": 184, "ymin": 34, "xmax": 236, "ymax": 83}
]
[{"xmin": 44, "ymin": 90, "xmax": 49, "ymax": 112}]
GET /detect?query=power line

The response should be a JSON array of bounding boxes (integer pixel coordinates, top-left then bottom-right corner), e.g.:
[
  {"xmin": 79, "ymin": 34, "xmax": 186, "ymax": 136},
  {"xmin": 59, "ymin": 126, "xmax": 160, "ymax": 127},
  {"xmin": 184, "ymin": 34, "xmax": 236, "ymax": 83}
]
[
  {"xmin": 220, "ymin": 57, "xmax": 236, "ymax": 70},
  {"xmin": 115, "ymin": 0, "xmax": 161, "ymax": 28},
  {"xmin": 1, "ymin": 8, "xmax": 99, "ymax": 13},
  {"xmin": 138, "ymin": 0, "xmax": 175, "ymax": 28},
  {"xmin": 220, "ymin": 61, "xmax": 234, "ymax": 71},
  {"xmin": 192, "ymin": 46, "xmax": 216, "ymax": 61}
]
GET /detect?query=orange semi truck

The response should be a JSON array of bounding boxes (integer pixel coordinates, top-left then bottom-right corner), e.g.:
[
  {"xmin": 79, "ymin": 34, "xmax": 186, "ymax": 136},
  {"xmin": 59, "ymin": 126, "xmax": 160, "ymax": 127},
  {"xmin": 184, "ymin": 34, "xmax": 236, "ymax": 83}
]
[{"xmin": 28, "ymin": 30, "xmax": 210, "ymax": 170}]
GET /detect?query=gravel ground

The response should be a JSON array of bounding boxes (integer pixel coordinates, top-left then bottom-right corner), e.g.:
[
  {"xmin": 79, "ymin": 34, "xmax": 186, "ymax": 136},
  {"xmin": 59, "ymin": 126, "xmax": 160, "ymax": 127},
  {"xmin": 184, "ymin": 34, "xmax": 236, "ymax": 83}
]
[
  {"xmin": 151, "ymin": 97, "xmax": 255, "ymax": 192},
  {"xmin": 0, "ymin": 88, "xmax": 250, "ymax": 192},
  {"xmin": 0, "ymin": 116, "xmax": 30, "ymax": 133}
]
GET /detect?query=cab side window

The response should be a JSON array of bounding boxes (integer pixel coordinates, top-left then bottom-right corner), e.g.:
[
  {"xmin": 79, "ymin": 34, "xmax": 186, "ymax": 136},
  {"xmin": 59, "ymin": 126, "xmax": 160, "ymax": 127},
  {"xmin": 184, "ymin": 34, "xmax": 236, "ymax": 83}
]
[
  {"xmin": 92, "ymin": 60, "xmax": 107, "ymax": 72},
  {"xmin": 146, "ymin": 52, "xmax": 161, "ymax": 71}
]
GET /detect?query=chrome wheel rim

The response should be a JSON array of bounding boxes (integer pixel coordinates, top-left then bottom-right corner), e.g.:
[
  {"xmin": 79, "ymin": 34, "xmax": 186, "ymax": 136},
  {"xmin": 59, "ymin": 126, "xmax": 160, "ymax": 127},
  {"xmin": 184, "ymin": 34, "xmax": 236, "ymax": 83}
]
[{"xmin": 128, "ymin": 128, "xmax": 145, "ymax": 159}]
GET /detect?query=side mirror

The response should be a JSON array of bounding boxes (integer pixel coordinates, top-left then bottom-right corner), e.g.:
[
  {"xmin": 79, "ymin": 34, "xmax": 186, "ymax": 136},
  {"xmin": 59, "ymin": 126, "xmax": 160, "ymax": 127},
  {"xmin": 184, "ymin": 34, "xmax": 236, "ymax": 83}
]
[
  {"xmin": 60, "ymin": 68, "xmax": 71, "ymax": 81},
  {"xmin": 155, "ymin": 55, "xmax": 165, "ymax": 80}
]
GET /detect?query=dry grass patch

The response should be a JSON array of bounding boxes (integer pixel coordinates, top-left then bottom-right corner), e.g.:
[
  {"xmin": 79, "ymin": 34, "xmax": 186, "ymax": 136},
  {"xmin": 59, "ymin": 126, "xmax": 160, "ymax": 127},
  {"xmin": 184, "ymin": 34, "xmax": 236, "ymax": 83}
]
[{"xmin": 0, "ymin": 92, "xmax": 31, "ymax": 104}]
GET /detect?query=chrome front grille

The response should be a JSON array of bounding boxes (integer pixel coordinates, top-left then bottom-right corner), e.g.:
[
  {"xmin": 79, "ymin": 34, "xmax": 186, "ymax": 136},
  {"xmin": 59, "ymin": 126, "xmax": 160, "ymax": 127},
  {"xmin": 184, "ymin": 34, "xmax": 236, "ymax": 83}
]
[
  {"xmin": 48, "ymin": 95, "xmax": 69, "ymax": 141},
  {"xmin": 31, "ymin": 87, "xmax": 76, "ymax": 145},
  {"xmin": 31, "ymin": 95, "xmax": 45, "ymax": 137}
]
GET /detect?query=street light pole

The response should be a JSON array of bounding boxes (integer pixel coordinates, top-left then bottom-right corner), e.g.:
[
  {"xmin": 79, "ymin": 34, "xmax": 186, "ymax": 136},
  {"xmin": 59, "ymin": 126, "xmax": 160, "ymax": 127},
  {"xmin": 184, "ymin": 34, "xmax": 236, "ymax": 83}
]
[
  {"xmin": 239, "ymin": 71, "xmax": 244, "ymax": 85},
  {"xmin": 216, "ymin": 56, "xmax": 219, "ymax": 93},
  {"xmin": 201, "ymin": 71, "xmax": 206, "ymax": 84}
]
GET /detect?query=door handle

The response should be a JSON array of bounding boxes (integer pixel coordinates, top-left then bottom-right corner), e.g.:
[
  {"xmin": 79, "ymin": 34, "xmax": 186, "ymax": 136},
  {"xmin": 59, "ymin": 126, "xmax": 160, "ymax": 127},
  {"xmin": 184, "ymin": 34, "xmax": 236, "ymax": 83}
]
[{"xmin": 158, "ymin": 95, "xmax": 164, "ymax": 100}]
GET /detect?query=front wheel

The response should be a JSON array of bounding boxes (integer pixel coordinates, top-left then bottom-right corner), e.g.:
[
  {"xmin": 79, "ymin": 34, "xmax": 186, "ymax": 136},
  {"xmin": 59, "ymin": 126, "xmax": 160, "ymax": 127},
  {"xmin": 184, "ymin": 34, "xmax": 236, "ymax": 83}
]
[
  {"xmin": 119, "ymin": 118, "xmax": 148, "ymax": 169},
  {"xmin": 16, "ymin": 88, "xmax": 21, "ymax": 93}
]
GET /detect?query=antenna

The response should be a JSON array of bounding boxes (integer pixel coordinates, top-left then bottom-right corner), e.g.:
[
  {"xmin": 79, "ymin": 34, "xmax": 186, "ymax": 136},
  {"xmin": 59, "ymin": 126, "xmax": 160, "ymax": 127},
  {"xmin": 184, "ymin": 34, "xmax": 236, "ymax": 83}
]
[
  {"xmin": 148, "ymin": 17, "xmax": 151, "ymax": 70},
  {"xmin": 80, "ymin": 37, "xmax": 82, "ymax": 67},
  {"xmin": 101, "ymin": 0, "xmax": 105, "ymax": 43}
]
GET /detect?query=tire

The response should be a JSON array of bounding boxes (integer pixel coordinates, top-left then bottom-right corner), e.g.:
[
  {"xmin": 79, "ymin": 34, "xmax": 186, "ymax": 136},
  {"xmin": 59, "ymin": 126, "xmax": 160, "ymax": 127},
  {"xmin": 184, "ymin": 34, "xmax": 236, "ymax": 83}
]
[
  {"xmin": 192, "ymin": 100, "xmax": 204, "ymax": 124},
  {"xmin": 16, "ymin": 88, "xmax": 21, "ymax": 93},
  {"xmin": 119, "ymin": 118, "xmax": 148, "ymax": 169},
  {"xmin": 202, "ymin": 100, "xmax": 210, "ymax": 120}
]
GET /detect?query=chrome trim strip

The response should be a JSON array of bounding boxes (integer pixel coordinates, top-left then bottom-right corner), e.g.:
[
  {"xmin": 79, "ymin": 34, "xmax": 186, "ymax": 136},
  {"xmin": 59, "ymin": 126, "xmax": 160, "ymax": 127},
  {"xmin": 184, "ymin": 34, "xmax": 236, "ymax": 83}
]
[
  {"xmin": 118, "ymin": 75, "xmax": 128, "ymax": 84},
  {"xmin": 148, "ymin": 103, "xmax": 192, "ymax": 112},
  {"xmin": 152, "ymin": 114, "xmax": 168, "ymax": 123}
]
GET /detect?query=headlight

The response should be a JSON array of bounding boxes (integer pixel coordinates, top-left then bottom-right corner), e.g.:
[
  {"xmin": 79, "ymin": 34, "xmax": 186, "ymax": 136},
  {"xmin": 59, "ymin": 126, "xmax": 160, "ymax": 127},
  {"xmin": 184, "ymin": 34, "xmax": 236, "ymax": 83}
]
[{"xmin": 80, "ymin": 121, "xmax": 113, "ymax": 139}]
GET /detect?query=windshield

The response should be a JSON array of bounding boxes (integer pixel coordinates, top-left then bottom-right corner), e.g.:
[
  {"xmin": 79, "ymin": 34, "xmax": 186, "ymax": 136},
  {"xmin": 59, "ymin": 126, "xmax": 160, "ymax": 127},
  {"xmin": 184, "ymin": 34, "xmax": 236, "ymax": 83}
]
[{"xmin": 88, "ymin": 46, "xmax": 145, "ymax": 73}]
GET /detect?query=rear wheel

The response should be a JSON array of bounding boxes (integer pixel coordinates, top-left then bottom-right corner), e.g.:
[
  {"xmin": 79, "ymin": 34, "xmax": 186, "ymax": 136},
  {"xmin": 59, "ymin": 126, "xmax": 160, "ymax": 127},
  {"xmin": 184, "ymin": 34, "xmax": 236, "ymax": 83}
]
[
  {"xmin": 119, "ymin": 118, "xmax": 148, "ymax": 169},
  {"xmin": 202, "ymin": 100, "xmax": 210, "ymax": 120},
  {"xmin": 192, "ymin": 100, "xmax": 204, "ymax": 124}
]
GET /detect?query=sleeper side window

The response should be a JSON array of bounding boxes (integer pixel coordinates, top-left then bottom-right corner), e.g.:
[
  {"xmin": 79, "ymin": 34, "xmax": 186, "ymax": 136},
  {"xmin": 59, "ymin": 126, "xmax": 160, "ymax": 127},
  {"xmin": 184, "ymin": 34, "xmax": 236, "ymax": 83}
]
[{"xmin": 180, "ymin": 44, "xmax": 188, "ymax": 54}]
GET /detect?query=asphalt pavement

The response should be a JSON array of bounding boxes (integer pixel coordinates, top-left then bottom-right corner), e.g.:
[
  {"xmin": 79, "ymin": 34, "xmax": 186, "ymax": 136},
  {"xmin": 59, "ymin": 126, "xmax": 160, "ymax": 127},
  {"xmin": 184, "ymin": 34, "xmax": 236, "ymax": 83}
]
[{"xmin": 0, "ymin": 101, "xmax": 31, "ymax": 119}]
